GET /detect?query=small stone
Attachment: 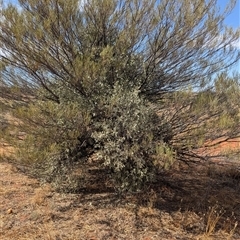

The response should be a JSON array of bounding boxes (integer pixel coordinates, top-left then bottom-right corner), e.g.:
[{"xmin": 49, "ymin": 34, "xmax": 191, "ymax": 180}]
[{"xmin": 7, "ymin": 208, "xmax": 13, "ymax": 214}]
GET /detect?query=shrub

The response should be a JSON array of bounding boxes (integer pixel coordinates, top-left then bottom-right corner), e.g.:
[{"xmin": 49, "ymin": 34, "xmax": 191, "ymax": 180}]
[{"xmin": 92, "ymin": 83, "xmax": 174, "ymax": 193}]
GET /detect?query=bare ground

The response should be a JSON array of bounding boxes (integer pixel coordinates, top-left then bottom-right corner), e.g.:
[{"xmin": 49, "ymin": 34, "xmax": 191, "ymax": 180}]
[{"xmin": 0, "ymin": 153, "xmax": 240, "ymax": 240}]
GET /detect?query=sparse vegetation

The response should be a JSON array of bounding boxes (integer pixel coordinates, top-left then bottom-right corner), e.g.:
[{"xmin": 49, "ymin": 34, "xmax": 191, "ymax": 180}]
[{"xmin": 0, "ymin": 160, "xmax": 240, "ymax": 239}]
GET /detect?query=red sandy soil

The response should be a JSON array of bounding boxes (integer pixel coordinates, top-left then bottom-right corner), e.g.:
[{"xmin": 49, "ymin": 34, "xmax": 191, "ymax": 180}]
[
  {"xmin": 0, "ymin": 160, "xmax": 239, "ymax": 240},
  {"xmin": 0, "ymin": 144, "xmax": 240, "ymax": 239},
  {"xmin": 203, "ymin": 138, "xmax": 240, "ymax": 155}
]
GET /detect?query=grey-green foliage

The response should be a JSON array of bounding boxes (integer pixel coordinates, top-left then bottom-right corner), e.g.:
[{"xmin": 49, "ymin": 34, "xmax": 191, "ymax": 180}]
[
  {"xmin": 1, "ymin": 88, "xmax": 91, "ymax": 192},
  {"xmin": 92, "ymin": 83, "xmax": 162, "ymax": 192}
]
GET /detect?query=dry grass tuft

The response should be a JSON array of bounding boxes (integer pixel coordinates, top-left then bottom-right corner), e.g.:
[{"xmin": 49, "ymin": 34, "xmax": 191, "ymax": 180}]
[{"xmin": 31, "ymin": 185, "xmax": 53, "ymax": 206}]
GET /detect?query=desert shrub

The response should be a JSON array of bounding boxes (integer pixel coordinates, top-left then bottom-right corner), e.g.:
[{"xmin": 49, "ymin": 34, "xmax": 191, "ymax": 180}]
[
  {"xmin": 91, "ymin": 83, "xmax": 174, "ymax": 193},
  {"xmin": 2, "ymin": 89, "xmax": 92, "ymax": 190}
]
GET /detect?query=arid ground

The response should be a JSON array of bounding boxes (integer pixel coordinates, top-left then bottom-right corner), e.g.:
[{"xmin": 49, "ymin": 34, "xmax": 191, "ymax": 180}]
[{"xmin": 0, "ymin": 138, "xmax": 240, "ymax": 239}]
